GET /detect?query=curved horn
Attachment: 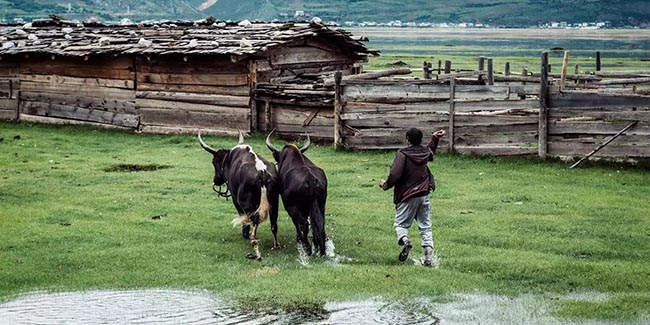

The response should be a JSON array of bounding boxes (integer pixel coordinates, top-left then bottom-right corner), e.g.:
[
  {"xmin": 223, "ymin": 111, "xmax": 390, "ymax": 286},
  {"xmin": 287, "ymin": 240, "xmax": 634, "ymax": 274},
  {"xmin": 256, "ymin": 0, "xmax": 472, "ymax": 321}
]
[
  {"xmin": 299, "ymin": 134, "xmax": 311, "ymax": 153},
  {"xmin": 238, "ymin": 130, "xmax": 245, "ymax": 145},
  {"xmin": 265, "ymin": 129, "xmax": 280, "ymax": 154},
  {"xmin": 197, "ymin": 132, "xmax": 218, "ymax": 155}
]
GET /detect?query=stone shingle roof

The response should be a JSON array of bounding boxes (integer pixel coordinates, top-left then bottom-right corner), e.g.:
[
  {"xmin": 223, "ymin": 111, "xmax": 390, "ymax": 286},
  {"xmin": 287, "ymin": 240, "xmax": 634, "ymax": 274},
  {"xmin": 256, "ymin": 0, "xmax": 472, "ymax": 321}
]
[{"xmin": 0, "ymin": 17, "xmax": 378, "ymax": 59}]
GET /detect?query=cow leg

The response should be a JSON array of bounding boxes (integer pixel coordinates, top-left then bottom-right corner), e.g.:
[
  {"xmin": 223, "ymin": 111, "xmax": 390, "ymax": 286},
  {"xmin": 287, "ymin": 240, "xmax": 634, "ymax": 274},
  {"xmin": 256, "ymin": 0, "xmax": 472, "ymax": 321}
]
[
  {"xmin": 286, "ymin": 205, "xmax": 311, "ymax": 255},
  {"xmin": 246, "ymin": 223, "xmax": 262, "ymax": 260},
  {"xmin": 269, "ymin": 192, "xmax": 281, "ymax": 250}
]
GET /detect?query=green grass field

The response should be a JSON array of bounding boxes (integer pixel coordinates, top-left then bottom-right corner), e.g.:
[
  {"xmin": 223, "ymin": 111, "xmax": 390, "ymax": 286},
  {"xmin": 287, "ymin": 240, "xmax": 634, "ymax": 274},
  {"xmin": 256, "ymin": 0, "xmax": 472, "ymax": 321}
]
[
  {"xmin": 359, "ymin": 28, "xmax": 650, "ymax": 74},
  {"xmin": 1, "ymin": 121, "xmax": 649, "ymax": 321}
]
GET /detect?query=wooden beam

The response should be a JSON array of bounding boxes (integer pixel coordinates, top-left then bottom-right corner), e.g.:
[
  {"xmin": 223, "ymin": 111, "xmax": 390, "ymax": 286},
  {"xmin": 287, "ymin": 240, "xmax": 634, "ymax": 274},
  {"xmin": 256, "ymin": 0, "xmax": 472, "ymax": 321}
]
[
  {"xmin": 560, "ymin": 51, "xmax": 570, "ymax": 91},
  {"xmin": 596, "ymin": 51, "xmax": 601, "ymax": 71},
  {"xmin": 449, "ymin": 78, "xmax": 456, "ymax": 153},
  {"xmin": 333, "ymin": 71, "xmax": 344, "ymax": 150},
  {"xmin": 323, "ymin": 68, "xmax": 411, "ymax": 86},
  {"xmin": 539, "ymin": 52, "xmax": 549, "ymax": 160},
  {"xmin": 569, "ymin": 121, "xmax": 638, "ymax": 168},
  {"xmin": 487, "ymin": 58, "xmax": 494, "ymax": 85}
]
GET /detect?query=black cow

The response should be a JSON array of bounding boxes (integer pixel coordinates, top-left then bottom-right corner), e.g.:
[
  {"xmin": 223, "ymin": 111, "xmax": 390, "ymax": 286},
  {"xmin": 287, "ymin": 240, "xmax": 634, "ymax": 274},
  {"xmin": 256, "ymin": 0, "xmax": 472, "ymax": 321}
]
[
  {"xmin": 198, "ymin": 131, "xmax": 280, "ymax": 260},
  {"xmin": 266, "ymin": 131, "xmax": 328, "ymax": 256}
]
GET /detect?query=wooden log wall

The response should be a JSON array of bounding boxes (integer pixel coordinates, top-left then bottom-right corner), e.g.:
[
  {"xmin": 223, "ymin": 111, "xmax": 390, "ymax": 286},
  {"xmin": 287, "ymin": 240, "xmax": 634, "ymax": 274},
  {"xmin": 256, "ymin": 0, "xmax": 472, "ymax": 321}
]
[
  {"xmin": 0, "ymin": 59, "xmax": 19, "ymax": 120},
  {"xmin": 256, "ymin": 43, "xmax": 359, "ymax": 84},
  {"xmin": 17, "ymin": 55, "xmax": 138, "ymax": 128},
  {"xmin": 254, "ymin": 83, "xmax": 335, "ymax": 140},
  {"xmin": 136, "ymin": 56, "xmax": 250, "ymax": 135},
  {"xmin": 547, "ymin": 90, "xmax": 650, "ymax": 158},
  {"xmin": 252, "ymin": 43, "xmax": 359, "ymax": 139},
  {"xmin": 340, "ymin": 79, "xmax": 540, "ymax": 155}
]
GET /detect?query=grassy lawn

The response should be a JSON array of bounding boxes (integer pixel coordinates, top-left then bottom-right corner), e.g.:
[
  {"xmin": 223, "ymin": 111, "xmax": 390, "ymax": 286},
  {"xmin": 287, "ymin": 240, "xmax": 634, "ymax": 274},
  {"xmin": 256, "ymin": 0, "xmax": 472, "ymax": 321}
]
[{"xmin": 1, "ymin": 121, "xmax": 649, "ymax": 321}]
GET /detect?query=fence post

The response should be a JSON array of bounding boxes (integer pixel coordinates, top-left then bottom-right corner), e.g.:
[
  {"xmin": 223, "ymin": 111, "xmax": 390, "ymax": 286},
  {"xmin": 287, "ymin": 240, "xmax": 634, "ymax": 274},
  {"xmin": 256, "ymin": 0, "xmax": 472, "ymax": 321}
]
[
  {"xmin": 487, "ymin": 58, "xmax": 494, "ymax": 85},
  {"xmin": 505, "ymin": 62, "xmax": 511, "ymax": 76},
  {"xmin": 478, "ymin": 56, "xmax": 485, "ymax": 81},
  {"xmin": 437, "ymin": 60, "xmax": 442, "ymax": 75},
  {"xmin": 596, "ymin": 51, "xmax": 601, "ymax": 71},
  {"xmin": 444, "ymin": 60, "xmax": 451, "ymax": 74},
  {"xmin": 423, "ymin": 61, "xmax": 428, "ymax": 79},
  {"xmin": 560, "ymin": 50, "xmax": 570, "ymax": 91},
  {"xmin": 539, "ymin": 52, "xmax": 549, "ymax": 160},
  {"xmin": 449, "ymin": 78, "xmax": 456, "ymax": 153},
  {"xmin": 333, "ymin": 71, "xmax": 344, "ymax": 150}
]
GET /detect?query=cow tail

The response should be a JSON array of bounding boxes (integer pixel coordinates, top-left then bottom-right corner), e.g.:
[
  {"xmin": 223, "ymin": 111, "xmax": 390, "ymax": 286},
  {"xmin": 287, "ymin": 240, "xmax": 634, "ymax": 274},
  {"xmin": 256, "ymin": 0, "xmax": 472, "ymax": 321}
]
[
  {"xmin": 253, "ymin": 171, "xmax": 271, "ymax": 224},
  {"xmin": 255, "ymin": 186, "xmax": 271, "ymax": 223},
  {"xmin": 309, "ymin": 196, "xmax": 326, "ymax": 256},
  {"xmin": 231, "ymin": 172, "xmax": 271, "ymax": 226}
]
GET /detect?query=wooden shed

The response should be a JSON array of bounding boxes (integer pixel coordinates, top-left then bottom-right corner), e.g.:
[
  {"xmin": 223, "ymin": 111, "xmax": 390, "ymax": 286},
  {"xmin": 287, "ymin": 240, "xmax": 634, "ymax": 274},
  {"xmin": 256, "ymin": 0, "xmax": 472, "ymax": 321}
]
[{"xmin": 0, "ymin": 17, "xmax": 376, "ymax": 135}]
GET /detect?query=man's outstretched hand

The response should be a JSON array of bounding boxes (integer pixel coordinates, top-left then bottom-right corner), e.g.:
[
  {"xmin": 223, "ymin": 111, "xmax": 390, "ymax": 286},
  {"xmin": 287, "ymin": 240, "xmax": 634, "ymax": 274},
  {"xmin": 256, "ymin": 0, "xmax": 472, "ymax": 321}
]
[{"xmin": 433, "ymin": 130, "xmax": 446, "ymax": 137}]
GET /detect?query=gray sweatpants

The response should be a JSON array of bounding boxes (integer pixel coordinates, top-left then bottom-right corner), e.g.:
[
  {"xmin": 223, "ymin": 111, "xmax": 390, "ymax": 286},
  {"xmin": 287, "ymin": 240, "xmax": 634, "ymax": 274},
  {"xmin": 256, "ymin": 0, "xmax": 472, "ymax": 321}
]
[{"xmin": 394, "ymin": 195, "xmax": 433, "ymax": 248}]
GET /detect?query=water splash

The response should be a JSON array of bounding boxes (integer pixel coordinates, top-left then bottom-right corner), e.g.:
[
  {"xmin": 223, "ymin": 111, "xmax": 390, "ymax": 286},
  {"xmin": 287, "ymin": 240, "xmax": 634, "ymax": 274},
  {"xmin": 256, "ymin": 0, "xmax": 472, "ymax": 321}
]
[
  {"xmin": 412, "ymin": 248, "xmax": 441, "ymax": 268},
  {"xmin": 325, "ymin": 238, "xmax": 336, "ymax": 257},
  {"xmin": 296, "ymin": 244, "xmax": 310, "ymax": 267}
]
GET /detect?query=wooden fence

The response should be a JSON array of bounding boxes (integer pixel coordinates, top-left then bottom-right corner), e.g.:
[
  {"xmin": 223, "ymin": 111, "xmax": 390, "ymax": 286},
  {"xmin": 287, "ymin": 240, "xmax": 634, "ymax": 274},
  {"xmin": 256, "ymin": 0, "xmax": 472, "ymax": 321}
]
[{"xmin": 334, "ymin": 52, "xmax": 650, "ymax": 161}]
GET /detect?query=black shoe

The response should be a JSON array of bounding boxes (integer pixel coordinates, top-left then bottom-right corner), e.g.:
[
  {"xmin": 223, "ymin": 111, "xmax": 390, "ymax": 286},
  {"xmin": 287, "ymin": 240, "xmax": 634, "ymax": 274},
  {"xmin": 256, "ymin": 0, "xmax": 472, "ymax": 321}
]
[{"xmin": 398, "ymin": 240, "xmax": 412, "ymax": 262}]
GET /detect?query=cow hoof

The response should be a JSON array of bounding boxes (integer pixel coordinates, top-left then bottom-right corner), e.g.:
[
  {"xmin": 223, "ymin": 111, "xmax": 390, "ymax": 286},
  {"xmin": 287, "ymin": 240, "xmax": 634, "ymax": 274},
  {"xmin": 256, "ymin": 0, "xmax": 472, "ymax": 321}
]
[{"xmin": 272, "ymin": 242, "xmax": 281, "ymax": 250}]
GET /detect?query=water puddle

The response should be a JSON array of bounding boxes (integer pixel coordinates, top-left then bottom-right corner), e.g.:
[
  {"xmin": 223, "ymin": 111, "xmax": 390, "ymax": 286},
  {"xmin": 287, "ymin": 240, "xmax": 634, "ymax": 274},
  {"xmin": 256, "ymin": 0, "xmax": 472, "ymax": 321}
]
[
  {"xmin": 0, "ymin": 290, "xmax": 437, "ymax": 324},
  {"xmin": 0, "ymin": 289, "xmax": 626, "ymax": 324}
]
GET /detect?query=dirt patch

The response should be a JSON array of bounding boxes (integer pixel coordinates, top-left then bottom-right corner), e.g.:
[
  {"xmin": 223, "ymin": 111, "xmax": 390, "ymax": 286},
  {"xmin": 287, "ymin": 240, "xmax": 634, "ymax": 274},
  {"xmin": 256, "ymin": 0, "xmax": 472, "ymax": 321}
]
[{"xmin": 103, "ymin": 164, "xmax": 172, "ymax": 172}]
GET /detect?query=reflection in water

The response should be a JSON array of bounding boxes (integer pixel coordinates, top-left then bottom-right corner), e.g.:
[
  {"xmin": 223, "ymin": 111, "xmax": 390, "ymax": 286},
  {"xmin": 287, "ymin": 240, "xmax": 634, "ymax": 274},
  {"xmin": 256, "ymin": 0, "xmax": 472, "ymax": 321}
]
[
  {"xmin": 0, "ymin": 290, "xmax": 439, "ymax": 324},
  {"xmin": 0, "ymin": 289, "xmax": 626, "ymax": 324}
]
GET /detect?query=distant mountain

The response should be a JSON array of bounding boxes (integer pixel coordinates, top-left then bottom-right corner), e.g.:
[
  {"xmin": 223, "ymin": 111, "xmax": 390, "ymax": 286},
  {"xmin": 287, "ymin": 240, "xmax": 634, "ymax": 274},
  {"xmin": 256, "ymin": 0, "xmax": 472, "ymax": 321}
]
[{"xmin": 2, "ymin": 0, "xmax": 649, "ymax": 27}]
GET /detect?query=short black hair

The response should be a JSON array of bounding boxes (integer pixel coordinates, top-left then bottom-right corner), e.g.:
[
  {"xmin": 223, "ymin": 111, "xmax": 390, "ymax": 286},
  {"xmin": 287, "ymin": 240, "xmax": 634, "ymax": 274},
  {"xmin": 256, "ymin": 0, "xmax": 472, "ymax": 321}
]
[{"xmin": 406, "ymin": 128, "xmax": 423, "ymax": 145}]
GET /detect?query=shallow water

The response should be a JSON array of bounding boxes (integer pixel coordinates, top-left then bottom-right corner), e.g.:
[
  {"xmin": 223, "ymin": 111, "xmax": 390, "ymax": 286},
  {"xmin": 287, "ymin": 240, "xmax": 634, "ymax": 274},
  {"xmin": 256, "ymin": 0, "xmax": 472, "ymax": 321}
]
[
  {"xmin": 0, "ymin": 290, "xmax": 439, "ymax": 324},
  {"xmin": 1, "ymin": 289, "xmax": 633, "ymax": 324}
]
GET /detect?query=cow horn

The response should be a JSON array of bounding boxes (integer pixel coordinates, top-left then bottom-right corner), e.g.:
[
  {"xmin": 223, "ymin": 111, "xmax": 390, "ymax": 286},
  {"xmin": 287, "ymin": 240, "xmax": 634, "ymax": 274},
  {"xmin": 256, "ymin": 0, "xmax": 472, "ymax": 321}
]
[
  {"xmin": 299, "ymin": 134, "xmax": 311, "ymax": 153},
  {"xmin": 265, "ymin": 129, "xmax": 279, "ymax": 154},
  {"xmin": 238, "ymin": 130, "xmax": 245, "ymax": 145},
  {"xmin": 197, "ymin": 132, "xmax": 218, "ymax": 155}
]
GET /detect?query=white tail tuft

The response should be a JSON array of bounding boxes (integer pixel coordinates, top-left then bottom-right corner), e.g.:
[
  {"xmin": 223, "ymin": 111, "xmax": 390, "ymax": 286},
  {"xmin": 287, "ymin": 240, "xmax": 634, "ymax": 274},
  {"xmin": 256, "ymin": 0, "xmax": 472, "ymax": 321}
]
[{"xmin": 231, "ymin": 186, "xmax": 270, "ymax": 226}]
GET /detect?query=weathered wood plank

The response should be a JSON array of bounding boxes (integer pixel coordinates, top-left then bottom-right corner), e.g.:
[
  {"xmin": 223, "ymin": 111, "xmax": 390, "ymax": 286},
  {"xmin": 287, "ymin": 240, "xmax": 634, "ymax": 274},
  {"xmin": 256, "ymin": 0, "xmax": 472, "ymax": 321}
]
[
  {"xmin": 344, "ymin": 84, "xmax": 511, "ymax": 102},
  {"xmin": 454, "ymin": 145, "xmax": 537, "ymax": 156},
  {"xmin": 454, "ymin": 99, "xmax": 539, "ymax": 112},
  {"xmin": 272, "ymin": 106, "xmax": 334, "ymax": 127},
  {"xmin": 549, "ymin": 121, "xmax": 650, "ymax": 135},
  {"xmin": 139, "ymin": 108, "xmax": 249, "ymax": 130},
  {"xmin": 270, "ymin": 46, "xmax": 352, "ymax": 65},
  {"xmin": 138, "ymin": 125, "xmax": 242, "ymax": 136},
  {"xmin": 20, "ymin": 74, "xmax": 134, "ymax": 89},
  {"xmin": 20, "ymin": 81, "xmax": 135, "ymax": 100},
  {"xmin": 454, "ymin": 132, "xmax": 538, "ymax": 146},
  {"xmin": 273, "ymin": 123, "xmax": 333, "ymax": 138},
  {"xmin": 549, "ymin": 92, "xmax": 650, "ymax": 108},
  {"xmin": 20, "ymin": 101, "xmax": 139, "ymax": 128},
  {"xmin": 136, "ymin": 98, "xmax": 249, "ymax": 115},
  {"xmin": 137, "ymin": 58, "xmax": 248, "ymax": 75},
  {"xmin": 20, "ymin": 65, "xmax": 134, "ymax": 80},
  {"xmin": 548, "ymin": 142, "xmax": 650, "ymax": 157},
  {"xmin": 21, "ymin": 91, "xmax": 136, "ymax": 114},
  {"xmin": 0, "ymin": 109, "xmax": 17, "ymax": 120},
  {"xmin": 136, "ymin": 91, "xmax": 250, "ymax": 107},
  {"xmin": 19, "ymin": 114, "xmax": 133, "ymax": 130},
  {"xmin": 137, "ymin": 82, "xmax": 250, "ymax": 96},
  {"xmin": 0, "ymin": 98, "xmax": 18, "ymax": 109},
  {"xmin": 137, "ymin": 73, "xmax": 249, "ymax": 86},
  {"xmin": 344, "ymin": 101, "xmax": 450, "ymax": 113},
  {"xmin": 549, "ymin": 107, "xmax": 650, "ymax": 123}
]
